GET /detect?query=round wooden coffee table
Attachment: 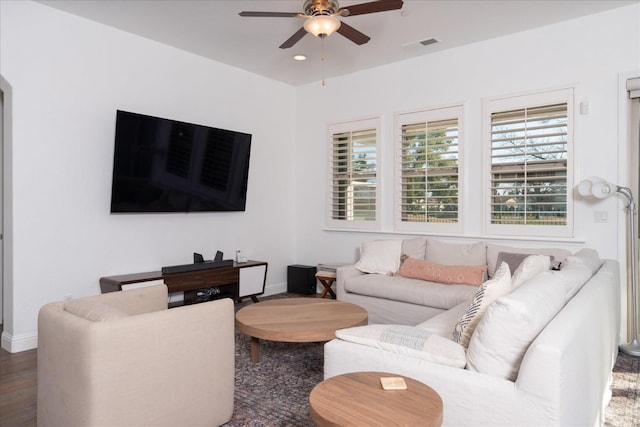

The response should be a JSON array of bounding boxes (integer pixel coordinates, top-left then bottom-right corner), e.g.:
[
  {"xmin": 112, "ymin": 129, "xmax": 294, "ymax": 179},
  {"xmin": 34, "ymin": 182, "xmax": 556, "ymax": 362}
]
[
  {"xmin": 310, "ymin": 371, "xmax": 443, "ymax": 426},
  {"xmin": 235, "ymin": 298, "xmax": 368, "ymax": 363}
]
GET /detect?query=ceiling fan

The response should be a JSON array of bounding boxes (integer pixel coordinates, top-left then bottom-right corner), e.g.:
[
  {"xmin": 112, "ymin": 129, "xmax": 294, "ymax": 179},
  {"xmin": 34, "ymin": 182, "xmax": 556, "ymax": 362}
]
[{"xmin": 239, "ymin": 0, "xmax": 404, "ymax": 49}]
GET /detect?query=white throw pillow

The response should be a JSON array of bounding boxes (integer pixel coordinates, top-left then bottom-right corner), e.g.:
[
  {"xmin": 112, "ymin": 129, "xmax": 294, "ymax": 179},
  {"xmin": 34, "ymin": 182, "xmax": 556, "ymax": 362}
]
[
  {"xmin": 511, "ymin": 255, "xmax": 551, "ymax": 289},
  {"xmin": 466, "ymin": 270, "xmax": 566, "ymax": 381},
  {"xmin": 452, "ymin": 261, "xmax": 512, "ymax": 348},
  {"xmin": 563, "ymin": 248, "xmax": 601, "ymax": 275},
  {"xmin": 355, "ymin": 240, "xmax": 402, "ymax": 274},
  {"xmin": 336, "ymin": 324, "xmax": 466, "ymax": 368}
]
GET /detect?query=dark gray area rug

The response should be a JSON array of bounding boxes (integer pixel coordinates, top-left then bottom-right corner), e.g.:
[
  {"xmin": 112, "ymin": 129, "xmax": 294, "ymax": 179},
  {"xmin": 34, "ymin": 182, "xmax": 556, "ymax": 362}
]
[
  {"xmin": 606, "ymin": 351, "xmax": 640, "ymax": 426},
  {"xmin": 224, "ymin": 330, "xmax": 322, "ymax": 426},
  {"xmin": 225, "ymin": 297, "xmax": 639, "ymax": 426}
]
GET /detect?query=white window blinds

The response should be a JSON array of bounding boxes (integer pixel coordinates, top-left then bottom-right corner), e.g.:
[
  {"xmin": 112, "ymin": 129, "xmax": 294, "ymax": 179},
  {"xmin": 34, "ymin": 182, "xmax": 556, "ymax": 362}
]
[
  {"xmin": 395, "ymin": 106, "xmax": 462, "ymax": 233},
  {"xmin": 327, "ymin": 118, "xmax": 380, "ymax": 229},
  {"xmin": 489, "ymin": 103, "xmax": 568, "ymax": 227}
]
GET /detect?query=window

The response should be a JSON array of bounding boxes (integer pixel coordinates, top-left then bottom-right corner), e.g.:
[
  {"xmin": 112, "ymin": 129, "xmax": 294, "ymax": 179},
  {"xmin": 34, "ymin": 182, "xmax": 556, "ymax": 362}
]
[
  {"xmin": 327, "ymin": 117, "xmax": 381, "ymax": 230},
  {"xmin": 395, "ymin": 106, "xmax": 462, "ymax": 233},
  {"xmin": 484, "ymin": 88, "xmax": 574, "ymax": 237}
]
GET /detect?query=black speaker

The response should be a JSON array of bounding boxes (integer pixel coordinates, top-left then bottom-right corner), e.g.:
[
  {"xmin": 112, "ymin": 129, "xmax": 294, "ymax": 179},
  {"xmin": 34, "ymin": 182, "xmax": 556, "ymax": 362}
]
[{"xmin": 287, "ymin": 265, "xmax": 317, "ymax": 295}]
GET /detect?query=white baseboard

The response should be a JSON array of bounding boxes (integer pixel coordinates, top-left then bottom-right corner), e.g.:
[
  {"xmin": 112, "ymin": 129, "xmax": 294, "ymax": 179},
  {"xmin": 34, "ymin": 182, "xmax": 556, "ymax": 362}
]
[
  {"xmin": 0, "ymin": 282, "xmax": 290, "ymax": 354},
  {"xmin": 263, "ymin": 281, "xmax": 287, "ymax": 296},
  {"xmin": 1, "ymin": 330, "xmax": 38, "ymax": 353}
]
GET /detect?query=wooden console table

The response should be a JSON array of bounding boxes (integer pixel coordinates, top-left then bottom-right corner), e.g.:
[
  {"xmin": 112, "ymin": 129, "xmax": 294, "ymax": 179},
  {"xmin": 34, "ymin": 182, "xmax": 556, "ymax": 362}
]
[{"xmin": 100, "ymin": 260, "xmax": 268, "ymax": 306}]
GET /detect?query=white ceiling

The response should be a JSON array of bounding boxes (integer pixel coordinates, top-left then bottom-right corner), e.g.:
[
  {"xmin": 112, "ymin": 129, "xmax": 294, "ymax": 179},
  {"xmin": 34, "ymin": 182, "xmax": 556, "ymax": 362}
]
[{"xmin": 37, "ymin": 0, "xmax": 638, "ymax": 86}]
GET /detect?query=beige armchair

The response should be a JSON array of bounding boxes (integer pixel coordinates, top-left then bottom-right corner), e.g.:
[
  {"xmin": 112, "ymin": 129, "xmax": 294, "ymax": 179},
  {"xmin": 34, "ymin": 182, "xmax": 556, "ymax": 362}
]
[{"xmin": 37, "ymin": 285, "xmax": 234, "ymax": 427}]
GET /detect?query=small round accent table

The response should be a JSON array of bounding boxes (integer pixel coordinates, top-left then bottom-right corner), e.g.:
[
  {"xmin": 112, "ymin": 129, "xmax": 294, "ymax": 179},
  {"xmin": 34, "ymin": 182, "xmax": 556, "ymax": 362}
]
[{"xmin": 309, "ymin": 371, "xmax": 443, "ymax": 427}]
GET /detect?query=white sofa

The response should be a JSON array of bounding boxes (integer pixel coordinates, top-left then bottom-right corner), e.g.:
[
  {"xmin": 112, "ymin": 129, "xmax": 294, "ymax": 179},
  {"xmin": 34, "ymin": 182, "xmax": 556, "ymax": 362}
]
[{"xmin": 325, "ymin": 237, "xmax": 621, "ymax": 426}]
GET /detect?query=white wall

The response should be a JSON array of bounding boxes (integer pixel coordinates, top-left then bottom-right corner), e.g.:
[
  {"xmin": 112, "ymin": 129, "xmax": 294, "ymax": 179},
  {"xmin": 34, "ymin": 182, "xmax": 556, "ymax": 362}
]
[
  {"xmin": 0, "ymin": 1, "xmax": 297, "ymax": 351},
  {"xmin": 294, "ymin": 5, "xmax": 640, "ymax": 336}
]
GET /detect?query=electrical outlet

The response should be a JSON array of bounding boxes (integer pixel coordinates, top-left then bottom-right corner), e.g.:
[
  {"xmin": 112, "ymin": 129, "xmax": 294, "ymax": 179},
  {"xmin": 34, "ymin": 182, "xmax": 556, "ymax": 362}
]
[{"xmin": 593, "ymin": 211, "xmax": 608, "ymax": 223}]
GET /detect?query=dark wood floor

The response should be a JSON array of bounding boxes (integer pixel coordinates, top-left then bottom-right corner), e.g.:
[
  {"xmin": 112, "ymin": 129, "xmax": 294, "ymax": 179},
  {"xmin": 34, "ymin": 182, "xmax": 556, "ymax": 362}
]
[
  {"xmin": 1, "ymin": 321, "xmax": 636, "ymax": 427},
  {"xmin": 0, "ymin": 325, "xmax": 37, "ymax": 427}
]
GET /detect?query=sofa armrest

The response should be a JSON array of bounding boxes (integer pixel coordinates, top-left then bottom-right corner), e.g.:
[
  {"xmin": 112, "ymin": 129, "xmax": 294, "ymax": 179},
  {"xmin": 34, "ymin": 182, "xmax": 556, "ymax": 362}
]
[
  {"xmin": 336, "ymin": 265, "xmax": 365, "ymax": 300},
  {"xmin": 514, "ymin": 260, "xmax": 620, "ymax": 426}
]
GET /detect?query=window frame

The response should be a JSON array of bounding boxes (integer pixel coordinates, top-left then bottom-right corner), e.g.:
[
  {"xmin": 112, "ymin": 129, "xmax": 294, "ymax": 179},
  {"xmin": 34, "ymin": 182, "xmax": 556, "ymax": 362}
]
[
  {"xmin": 394, "ymin": 105, "xmax": 464, "ymax": 234},
  {"xmin": 326, "ymin": 117, "xmax": 382, "ymax": 231},
  {"xmin": 482, "ymin": 87, "xmax": 575, "ymax": 237}
]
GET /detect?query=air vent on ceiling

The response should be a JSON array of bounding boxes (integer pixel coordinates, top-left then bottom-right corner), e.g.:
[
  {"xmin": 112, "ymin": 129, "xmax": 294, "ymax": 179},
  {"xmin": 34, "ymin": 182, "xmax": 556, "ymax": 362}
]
[
  {"xmin": 402, "ymin": 38, "xmax": 439, "ymax": 50},
  {"xmin": 419, "ymin": 38, "xmax": 439, "ymax": 46}
]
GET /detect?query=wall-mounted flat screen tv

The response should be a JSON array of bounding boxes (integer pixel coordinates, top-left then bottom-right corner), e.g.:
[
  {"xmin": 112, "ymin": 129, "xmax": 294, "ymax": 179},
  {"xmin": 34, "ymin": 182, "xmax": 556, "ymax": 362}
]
[{"xmin": 110, "ymin": 110, "xmax": 252, "ymax": 213}]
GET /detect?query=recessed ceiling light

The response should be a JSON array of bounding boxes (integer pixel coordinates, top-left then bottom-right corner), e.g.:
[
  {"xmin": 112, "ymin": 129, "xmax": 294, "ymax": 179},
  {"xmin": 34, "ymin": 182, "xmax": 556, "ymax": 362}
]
[{"xmin": 293, "ymin": 54, "xmax": 307, "ymax": 61}]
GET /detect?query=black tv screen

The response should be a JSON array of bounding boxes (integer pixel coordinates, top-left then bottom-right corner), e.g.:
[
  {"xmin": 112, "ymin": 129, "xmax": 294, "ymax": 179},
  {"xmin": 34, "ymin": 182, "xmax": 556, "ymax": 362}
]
[{"xmin": 110, "ymin": 110, "xmax": 251, "ymax": 213}]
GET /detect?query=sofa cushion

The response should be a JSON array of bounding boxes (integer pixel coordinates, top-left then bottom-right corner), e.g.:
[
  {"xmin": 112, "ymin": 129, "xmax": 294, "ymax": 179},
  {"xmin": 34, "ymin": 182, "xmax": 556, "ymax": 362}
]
[
  {"xmin": 487, "ymin": 243, "xmax": 571, "ymax": 277},
  {"xmin": 64, "ymin": 300, "xmax": 129, "ymax": 322},
  {"xmin": 355, "ymin": 240, "xmax": 402, "ymax": 274},
  {"xmin": 511, "ymin": 255, "xmax": 552, "ymax": 289},
  {"xmin": 401, "ymin": 236, "xmax": 428, "ymax": 260},
  {"xmin": 556, "ymin": 263, "xmax": 594, "ymax": 299},
  {"xmin": 416, "ymin": 302, "xmax": 469, "ymax": 337},
  {"xmin": 425, "ymin": 239, "xmax": 487, "ymax": 266},
  {"xmin": 336, "ymin": 324, "xmax": 466, "ymax": 368},
  {"xmin": 396, "ymin": 257, "xmax": 487, "ymax": 286},
  {"xmin": 344, "ymin": 273, "xmax": 478, "ymax": 310},
  {"xmin": 452, "ymin": 261, "xmax": 512, "ymax": 348},
  {"xmin": 466, "ymin": 270, "xmax": 566, "ymax": 381}
]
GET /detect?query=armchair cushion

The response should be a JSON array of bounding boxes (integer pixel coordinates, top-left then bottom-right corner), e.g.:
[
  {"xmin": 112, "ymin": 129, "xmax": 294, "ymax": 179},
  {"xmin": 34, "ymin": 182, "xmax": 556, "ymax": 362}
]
[{"xmin": 64, "ymin": 300, "xmax": 128, "ymax": 322}]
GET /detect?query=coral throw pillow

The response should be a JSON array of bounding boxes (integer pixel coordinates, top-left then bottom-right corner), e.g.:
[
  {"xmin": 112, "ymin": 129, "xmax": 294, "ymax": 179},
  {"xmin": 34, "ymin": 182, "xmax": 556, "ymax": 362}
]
[{"xmin": 396, "ymin": 257, "xmax": 487, "ymax": 286}]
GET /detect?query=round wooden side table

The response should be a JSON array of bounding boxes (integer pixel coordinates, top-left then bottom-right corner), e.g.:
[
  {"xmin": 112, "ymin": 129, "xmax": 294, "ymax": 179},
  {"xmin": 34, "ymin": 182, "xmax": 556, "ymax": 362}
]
[{"xmin": 309, "ymin": 371, "xmax": 443, "ymax": 427}]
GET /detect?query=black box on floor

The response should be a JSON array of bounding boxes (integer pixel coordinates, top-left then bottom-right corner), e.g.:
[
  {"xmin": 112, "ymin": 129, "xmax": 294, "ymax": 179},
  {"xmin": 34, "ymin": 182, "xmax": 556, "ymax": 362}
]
[{"xmin": 287, "ymin": 264, "xmax": 317, "ymax": 295}]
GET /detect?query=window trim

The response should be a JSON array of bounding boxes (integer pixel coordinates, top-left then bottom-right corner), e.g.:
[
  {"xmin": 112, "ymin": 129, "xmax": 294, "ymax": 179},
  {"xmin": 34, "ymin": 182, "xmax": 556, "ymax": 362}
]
[
  {"xmin": 394, "ymin": 104, "xmax": 464, "ymax": 234},
  {"xmin": 482, "ymin": 87, "xmax": 575, "ymax": 237},
  {"xmin": 326, "ymin": 116, "xmax": 382, "ymax": 231}
]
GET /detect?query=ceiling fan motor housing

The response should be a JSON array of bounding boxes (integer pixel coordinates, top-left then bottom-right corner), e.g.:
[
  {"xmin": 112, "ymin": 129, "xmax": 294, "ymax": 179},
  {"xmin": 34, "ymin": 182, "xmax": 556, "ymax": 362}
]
[{"xmin": 304, "ymin": 0, "xmax": 340, "ymax": 16}]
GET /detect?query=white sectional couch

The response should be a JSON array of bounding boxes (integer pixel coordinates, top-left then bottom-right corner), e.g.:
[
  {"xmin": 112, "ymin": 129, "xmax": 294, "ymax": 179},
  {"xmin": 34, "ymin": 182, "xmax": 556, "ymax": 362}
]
[{"xmin": 325, "ymin": 237, "xmax": 621, "ymax": 426}]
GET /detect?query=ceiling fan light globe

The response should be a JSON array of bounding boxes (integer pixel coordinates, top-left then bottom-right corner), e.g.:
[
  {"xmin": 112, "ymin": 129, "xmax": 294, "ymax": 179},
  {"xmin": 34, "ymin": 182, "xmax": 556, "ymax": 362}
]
[{"xmin": 304, "ymin": 15, "xmax": 341, "ymax": 37}]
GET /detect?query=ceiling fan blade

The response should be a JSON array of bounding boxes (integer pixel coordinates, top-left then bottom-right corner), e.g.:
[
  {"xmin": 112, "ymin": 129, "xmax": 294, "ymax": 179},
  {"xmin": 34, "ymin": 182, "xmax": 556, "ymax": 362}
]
[
  {"xmin": 239, "ymin": 11, "xmax": 300, "ymax": 18},
  {"xmin": 336, "ymin": 22, "xmax": 371, "ymax": 45},
  {"xmin": 279, "ymin": 27, "xmax": 308, "ymax": 49},
  {"xmin": 339, "ymin": 0, "xmax": 404, "ymax": 17}
]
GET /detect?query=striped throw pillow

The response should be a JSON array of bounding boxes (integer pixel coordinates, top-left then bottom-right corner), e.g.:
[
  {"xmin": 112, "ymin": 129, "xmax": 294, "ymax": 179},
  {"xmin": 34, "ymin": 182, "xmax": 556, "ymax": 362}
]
[{"xmin": 452, "ymin": 261, "xmax": 512, "ymax": 347}]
